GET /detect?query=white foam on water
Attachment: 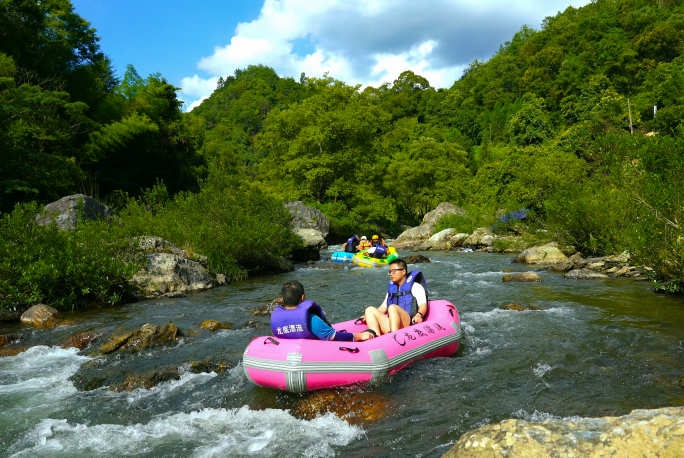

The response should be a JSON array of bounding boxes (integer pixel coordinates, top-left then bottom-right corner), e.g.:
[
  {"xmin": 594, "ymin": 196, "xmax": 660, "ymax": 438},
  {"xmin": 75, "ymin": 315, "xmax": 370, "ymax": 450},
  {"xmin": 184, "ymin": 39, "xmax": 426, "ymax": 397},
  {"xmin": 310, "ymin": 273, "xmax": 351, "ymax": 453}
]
[
  {"xmin": 118, "ymin": 371, "xmax": 217, "ymax": 404},
  {"xmin": 0, "ymin": 346, "xmax": 88, "ymax": 399},
  {"xmin": 512, "ymin": 409, "xmax": 583, "ymax": 423},
  {"xmin": 458, "ymin": 271, "xmax": 508, "ymax": 278},
  {"xmin": 533, "ymin": 363, "xmax": 555, "ymax": 378},
  {"xmin": 9, "ymin": 406, "xmax": 363, "ymax": 457}
]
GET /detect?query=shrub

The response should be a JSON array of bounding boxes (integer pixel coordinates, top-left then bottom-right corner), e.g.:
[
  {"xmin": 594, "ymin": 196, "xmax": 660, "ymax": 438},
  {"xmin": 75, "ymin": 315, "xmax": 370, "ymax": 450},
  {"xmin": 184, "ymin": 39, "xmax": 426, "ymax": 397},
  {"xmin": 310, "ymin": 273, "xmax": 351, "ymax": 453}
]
[
  {"xmin": 490, "ymin": 209, "xmax": 531, "ymax": 233},
  {"xmin": 120, "ymin": 172, "xmax": 301, "ymax": 280},
  {"xmin": 0, "ymin": 202, "xmax": 145, "ymax": 312}
]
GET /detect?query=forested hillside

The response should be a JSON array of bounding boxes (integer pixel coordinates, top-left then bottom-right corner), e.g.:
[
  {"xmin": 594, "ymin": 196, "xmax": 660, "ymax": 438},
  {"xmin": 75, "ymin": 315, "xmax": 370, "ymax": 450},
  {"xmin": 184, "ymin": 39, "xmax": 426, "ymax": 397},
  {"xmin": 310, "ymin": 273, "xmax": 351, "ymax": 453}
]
[{"xmin": 1, "ymin": 0, "xmax": 683, "ymax": 304}]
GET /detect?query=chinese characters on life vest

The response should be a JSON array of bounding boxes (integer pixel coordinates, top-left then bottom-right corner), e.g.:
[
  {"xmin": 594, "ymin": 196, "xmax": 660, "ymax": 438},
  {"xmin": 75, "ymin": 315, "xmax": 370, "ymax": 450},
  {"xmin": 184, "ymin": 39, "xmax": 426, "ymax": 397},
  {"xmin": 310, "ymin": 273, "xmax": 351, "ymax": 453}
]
[{"xmin": 276, "ymin": 324, "xmax": 304, "ymax": 335}]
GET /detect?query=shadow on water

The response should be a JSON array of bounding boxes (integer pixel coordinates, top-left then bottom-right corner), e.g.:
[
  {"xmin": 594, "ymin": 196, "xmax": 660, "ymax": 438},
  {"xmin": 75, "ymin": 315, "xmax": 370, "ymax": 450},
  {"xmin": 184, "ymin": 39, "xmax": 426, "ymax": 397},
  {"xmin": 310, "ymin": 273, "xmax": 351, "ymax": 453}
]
[{"xmin": 1, "ymin": 246, "xmax": 683, "ymax": 456}]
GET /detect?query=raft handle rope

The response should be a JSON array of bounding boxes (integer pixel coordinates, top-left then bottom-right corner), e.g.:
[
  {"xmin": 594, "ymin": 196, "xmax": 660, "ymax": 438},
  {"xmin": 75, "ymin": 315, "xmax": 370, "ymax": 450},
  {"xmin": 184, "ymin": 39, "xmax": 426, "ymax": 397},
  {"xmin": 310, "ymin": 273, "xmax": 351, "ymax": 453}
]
[
  {"xmin": 339, "ymin": 347, "xmax": 360, "ymax": 353},
  {"xmin": 264, "ymin": 337, "xmax": 280, "ymax": 345},
  {"xmin": 354, "ymin": 318, "xmax": 365, "ymax": 325}
]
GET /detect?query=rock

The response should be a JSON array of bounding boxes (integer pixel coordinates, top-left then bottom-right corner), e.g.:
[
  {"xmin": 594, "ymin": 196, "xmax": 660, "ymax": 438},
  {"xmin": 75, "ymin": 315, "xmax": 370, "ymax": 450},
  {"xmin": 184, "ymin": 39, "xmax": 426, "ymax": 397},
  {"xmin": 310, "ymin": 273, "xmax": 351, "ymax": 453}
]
[
  {"xmin": 200, "ymin": 320, "xmax": 232, "ymax": 331},
  {"xmin": 130, "ymin": 252, "xmax": 214, "ymax": 299},
  {"xmin": 137, "ymin": 236, "xmax": 208, "ymax": 265},
  {"xmin": 61, "ymin": 331, "xmax": 102, "ymax": 351},
  {"xmin": 569, "ymin": 253, "xmax": 585, "ymax": 265},
  {"xmin": 422, "ymin": 228, "xmax": 455, "ymax": 251},
  {"xmin": 464, "ymin": 228, "xmax": 494, "ymax": 248},
  {"xmin": 0, "ymin": 346, "xmax": 30, "ymax": 358},
  {"xmin": 35, "ymin": 194, "xmax": 115, "ymax": 230},
  {"xmin": 187, "ymin": 360, "xmax": 231, "ymax": 374},
  {"xmin": 544, "ymin": 260, "xmax": 574, "ymax": 272},
  {"xmin": 421, "ymin": 202, "xmax": 465, "ymax": 231},
  {"xmin": 109, "ymin": 368, "xmax": 180, "ymax": 392},
  {"xmin": 480, "ymin": 234, "xmax": 495, "ymax": 247},
  {"xmin": 502, "ymin": 273, "xmax": 543, "ymax": 283},
  {"xmin": 500, "ymin": 302, "xmax": 541, "ymax": 311},
  {"xmin": 290, "ymin": 228, "xmax": 327, "ymax": 262},
  {"xmin": 98, "ymin": 323, "xmax": 181, "ymax": 354},
  {"xmin": 0, "ymin": 334, "xmax": 22, "ymax": 348},
  {"xmin": 278, "ymin": 257, "xmax": 295, "ymax": 272},
  {"xmin": 20, "ymin": 304, "xmax": 61, "ymax": 327},
  {"xmin": 608, "ymin": 250, "xmax": 632, "ymax": 263},
  {"xmin": 448, "ymin": 233, "xmax": 469, "ymax": 249},
  {"xmin": 588, "ymin": 261, "xmax": 605, "ymax": 269},
  {"xmin": 443, "ymin": 406, "xmax": 684, "ymax": 458},
  {"xmin": 163, "ymin": 291, "xmax": 187, "ymax": 298},
  {"xmin": 405, "ymin": 255, "xmax": 432, "ymax": 264},
  {"xmin": 614, "ymin": 266, "xmax": 635, "ymax": 277},
  {"xmin": 252, "ymin": 298, "xmax": 283, "ymax": 316},
  {"xmin": 565, "ymin": 269, "xmax": 609, "ymax": 280},
  {"xmin": 242, "ymin": 321, "xmax": 262, "ymax": 329},
  {"xmin": 285, "ymin": 201, "xmax": 329, "ymax": 237},
  {"xmin": 513, "ymin": 245, "xmax": 569, "ymax": 264},
  {"xmin": 294, "ymin": 388, "xmax": 391, "ymax": 425},
  {"xmin": 393, "ymin": 225, "xmax": 432, "ymax": 248}
]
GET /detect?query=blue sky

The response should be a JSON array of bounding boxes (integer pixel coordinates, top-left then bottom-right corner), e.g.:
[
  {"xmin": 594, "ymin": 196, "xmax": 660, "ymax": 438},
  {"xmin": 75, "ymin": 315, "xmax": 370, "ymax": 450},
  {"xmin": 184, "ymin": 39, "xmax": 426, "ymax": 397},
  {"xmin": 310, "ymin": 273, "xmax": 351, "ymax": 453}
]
[{"xmin": 72, "ymin": 0, "xmax": 590, "ymax": 111}]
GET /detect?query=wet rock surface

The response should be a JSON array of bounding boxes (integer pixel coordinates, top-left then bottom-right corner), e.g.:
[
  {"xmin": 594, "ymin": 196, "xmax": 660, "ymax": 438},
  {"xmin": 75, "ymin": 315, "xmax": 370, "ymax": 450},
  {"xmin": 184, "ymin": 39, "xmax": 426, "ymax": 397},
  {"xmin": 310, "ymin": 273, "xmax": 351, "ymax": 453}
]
[
  {"xmin": 20, "ymin": 304, "xmax": 61, "ymax": 327},
  {"xmin": 60, "ymin": 330, "xmax": 102, "ymax": 351},
  {"xmin": 565, "ymin": 268, "xmax": 610, "ymax": 280},
  {"xmin": 251, "ymin": 297, "xmax": 283, "ymax": 316},
  {"xmin": 513, "ymin": 244, "xmax": 568, "ymax": 264},
  {"xmin": 293, "ymin": 388, "xmax": 392, "ymax": 425},
  {"xmin": 97, "ymin": 323, "xmax": 181, "ymax": 354},
  {"xmin": 500, "ymin": 302, "xmax": 541, "ymax": 311},
  {"xmin": 502, "ymin": 273, "xmax": 543, "ymax": 283},
  {"xmin": 443, "ymin": 406, "xmax": 684, "ymax": 458},
  {"xmin": 199, "ymin": 320, "xmax": 232, "ymax": 331},
  {"xmin": 405, "ymin": 254, "xmax": 432, "ymax": 264},
  {"xmin": 109, "ymin": 368, "xmax": 181, "ymax": 392}
]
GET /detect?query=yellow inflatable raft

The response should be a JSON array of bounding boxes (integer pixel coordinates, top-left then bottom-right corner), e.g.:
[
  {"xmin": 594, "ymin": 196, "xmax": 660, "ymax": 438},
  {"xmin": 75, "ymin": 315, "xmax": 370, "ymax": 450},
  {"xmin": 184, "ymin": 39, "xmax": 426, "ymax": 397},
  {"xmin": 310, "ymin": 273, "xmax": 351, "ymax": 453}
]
[{"xmin": 352, "ymin": 247, "xmax": 399, "ymax": 268}]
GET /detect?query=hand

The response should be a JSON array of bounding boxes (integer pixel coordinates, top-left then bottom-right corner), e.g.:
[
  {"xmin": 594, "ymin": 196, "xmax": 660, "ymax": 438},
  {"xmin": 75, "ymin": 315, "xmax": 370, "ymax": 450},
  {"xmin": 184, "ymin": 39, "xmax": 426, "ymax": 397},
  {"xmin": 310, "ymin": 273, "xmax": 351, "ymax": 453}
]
[
  {"xmin": 411, "ymin": 314, "xmax": 423, "ymax": 325},
  {"xmin": 358, "ymin": 331, "xmax": 374, "ymax": 341}
]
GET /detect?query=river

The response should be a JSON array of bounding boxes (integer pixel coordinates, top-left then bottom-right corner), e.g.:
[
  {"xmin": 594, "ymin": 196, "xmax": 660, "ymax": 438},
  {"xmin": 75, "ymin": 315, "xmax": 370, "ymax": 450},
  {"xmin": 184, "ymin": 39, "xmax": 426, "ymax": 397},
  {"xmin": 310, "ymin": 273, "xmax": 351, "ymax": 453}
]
[{"xmin": 1, "ymin": 246, "xmax": 683, "ymax": 457}]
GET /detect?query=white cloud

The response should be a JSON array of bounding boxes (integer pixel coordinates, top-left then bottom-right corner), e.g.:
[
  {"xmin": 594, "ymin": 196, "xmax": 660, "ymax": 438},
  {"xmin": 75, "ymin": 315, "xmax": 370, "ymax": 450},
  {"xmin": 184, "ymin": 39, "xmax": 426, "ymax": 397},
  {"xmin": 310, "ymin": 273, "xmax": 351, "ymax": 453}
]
[{"xmin": 182, "ymin": 0, "xmax": 591, "ymax": 111}]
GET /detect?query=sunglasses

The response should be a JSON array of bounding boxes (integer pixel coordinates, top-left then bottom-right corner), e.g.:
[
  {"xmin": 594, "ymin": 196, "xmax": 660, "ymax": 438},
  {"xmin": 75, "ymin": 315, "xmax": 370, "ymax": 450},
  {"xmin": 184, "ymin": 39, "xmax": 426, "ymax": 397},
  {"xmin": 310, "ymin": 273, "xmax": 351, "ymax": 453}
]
[{"xmin": 388, "ymin": 269, "xmax": 405, "ymax": 275}]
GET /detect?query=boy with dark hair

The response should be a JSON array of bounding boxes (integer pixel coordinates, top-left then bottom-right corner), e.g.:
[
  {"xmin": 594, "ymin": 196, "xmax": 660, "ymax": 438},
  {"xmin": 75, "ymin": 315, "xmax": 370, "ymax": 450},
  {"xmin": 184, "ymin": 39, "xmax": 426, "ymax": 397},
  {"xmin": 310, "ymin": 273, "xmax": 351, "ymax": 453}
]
[{"xmin": 272, "ymin": 281, "xmax": 375, "ymax": 342}]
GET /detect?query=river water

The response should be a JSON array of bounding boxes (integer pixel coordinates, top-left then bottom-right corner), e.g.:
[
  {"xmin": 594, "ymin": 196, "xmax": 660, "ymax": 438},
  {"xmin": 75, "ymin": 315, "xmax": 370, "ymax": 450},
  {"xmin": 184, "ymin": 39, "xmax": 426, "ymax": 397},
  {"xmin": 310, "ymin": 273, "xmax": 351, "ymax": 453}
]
[{"xmin": 1, "ymin": 246, "xmax": 683, "ymax": 457}]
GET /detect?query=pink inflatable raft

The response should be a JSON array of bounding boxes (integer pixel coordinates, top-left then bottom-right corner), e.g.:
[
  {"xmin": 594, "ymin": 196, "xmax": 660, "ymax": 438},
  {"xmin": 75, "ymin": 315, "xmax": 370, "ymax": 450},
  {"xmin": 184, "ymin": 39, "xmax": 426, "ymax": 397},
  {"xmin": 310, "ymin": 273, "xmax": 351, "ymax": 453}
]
[{"xmin": 243, "ymin": 300, "xmax": 462, "ymax": 392}]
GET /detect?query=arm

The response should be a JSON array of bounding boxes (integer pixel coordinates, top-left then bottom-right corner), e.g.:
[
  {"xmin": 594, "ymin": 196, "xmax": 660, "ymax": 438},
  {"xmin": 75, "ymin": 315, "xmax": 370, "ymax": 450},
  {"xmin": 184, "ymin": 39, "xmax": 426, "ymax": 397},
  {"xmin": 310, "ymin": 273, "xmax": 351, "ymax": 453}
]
[
  {"xmin": 411, "ymin": 284, "xmax": 428, "ymax": 324},
  {"xmin": 310, "ymin": 315, "xmax": 373, "ymax": 342}
]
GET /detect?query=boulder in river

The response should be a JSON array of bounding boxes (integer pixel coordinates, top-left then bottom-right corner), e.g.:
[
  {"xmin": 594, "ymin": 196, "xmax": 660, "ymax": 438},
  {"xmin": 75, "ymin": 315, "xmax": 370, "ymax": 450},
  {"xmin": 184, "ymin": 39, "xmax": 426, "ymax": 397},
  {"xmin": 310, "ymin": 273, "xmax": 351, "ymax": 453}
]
[
  {"xmin": 294, "ymin": 388, "xmax": 392, "ymax": 425},
  {"xmin": 393, "ymin": 225, "xmax": 431, "ymax": 249},
  {"xmin": 199, "ymin": 320, "xmax": 232, "ymax": 331},
  {"xmin": 36, "ymin": 194, "xmax": 115, "ymax": 230},
  {"xmin": 464, "ymin": 227, "xmax": 495, "ymax": 248},
  {"xmin": 97, "ymin": 323, "xmax": 181, "ymax": 354},
  {"xmin": 285, "ymin": 201, "xmax": 329, "ymax": 237},
  {"xmin": 565, "ymin": 268, "xmax": 610, "ymax": 280},
  {"xmin": 109, "ymin": 367, "xmax": 181, "ymax": 392},
  {"xmin": 0, "ymin": 334, "xmax": 21, "ymax": 348},
  {"xmin": 500, "ymin": 302, "xmax": 540, "ymax": 311},
  {"xmin": 420, "ymin": 228, "xmax": 455, "ymax": 251},
  {"xmin": 405, "ymin": 254, "xmax": 431, "ymax": 264},
  {"xmin": 20, "ymin": 304, "xmax": 61, "ymax": 327},
  {"xmin": 443, "ymin": 406, "xmax": 684, "ymax": 458},
  {"xmin": 513, "ymin": 244, "xmax": 568, "ymax": 264},
  {"xmin": 502, "ymin": 273, "xmax": 543, "ymax": 283},
  {"xmin": 289, "ymin": 228, "xmax": 328, "ymax": 263},
  {"xmin": 448, "ymin": 233, "xmax": 469, "ymax": 249},
  {"xmin": 61, "ymin": 330, "xmax": 102, "ymax": 351}
]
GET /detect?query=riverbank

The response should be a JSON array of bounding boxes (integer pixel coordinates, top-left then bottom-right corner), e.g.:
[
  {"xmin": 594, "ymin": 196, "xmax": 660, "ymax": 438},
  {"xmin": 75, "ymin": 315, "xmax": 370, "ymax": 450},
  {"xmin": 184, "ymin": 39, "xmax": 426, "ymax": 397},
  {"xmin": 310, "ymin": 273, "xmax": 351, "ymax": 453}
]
[{"xmin": 1, "ymin": 248, "xmax": 683, "ymax": 455}]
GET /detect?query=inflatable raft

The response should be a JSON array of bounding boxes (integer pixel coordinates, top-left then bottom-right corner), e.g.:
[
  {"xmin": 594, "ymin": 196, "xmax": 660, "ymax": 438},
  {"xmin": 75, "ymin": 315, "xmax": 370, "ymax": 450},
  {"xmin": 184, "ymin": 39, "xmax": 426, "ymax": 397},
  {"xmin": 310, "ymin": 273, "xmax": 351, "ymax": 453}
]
[
  {"xmin": 331, "ymin": 251, "xmax": 354, "ymax": 262},
  {"xmin": 352, "ymin": 247, "xmax": 398, "ymax": 268},
  {"xmin": 242, "ymin": 300, "xmax": 461, "ymax": 392}
]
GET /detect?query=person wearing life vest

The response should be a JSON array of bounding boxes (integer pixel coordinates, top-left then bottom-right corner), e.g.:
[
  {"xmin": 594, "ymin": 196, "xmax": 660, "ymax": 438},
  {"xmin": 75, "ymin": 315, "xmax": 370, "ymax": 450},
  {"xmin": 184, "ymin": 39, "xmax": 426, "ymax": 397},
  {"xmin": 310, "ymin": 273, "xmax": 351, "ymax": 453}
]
[
  {"xmin": 358, "ymin": 236, "xmax": 371, "ymax": 251},
  {"xmin": 370, "ymin": 235, "xmax": 386, "ymax": 247},
  {"xmin": 271, "ymin": 281, "xmax": 374, "ymax": 342},
  {"xmin": 342, "ymin": 235, "xmax": 360, "ymax": 253},
  {"xmin": 360, "ymin": 259, "xmax": 428, "ymax": 336},
  {"xmin": 366, "ymin": 243, "xmax": 388, "ymax": 259}
]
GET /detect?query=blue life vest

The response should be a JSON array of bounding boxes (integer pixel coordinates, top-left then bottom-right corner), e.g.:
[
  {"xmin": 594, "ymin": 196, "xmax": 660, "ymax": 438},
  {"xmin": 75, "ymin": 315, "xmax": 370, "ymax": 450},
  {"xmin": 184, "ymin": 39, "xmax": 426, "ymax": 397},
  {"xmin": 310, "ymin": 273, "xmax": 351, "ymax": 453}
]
[
  {"xmin": 369, "ymin": 245, "xmax": 388, "ymax": 258},
  {"xmin": 344, "ymin": 237, "xmax": 357, "ymax": 253},
  {"xmin": 387, "ymin": 270, "xmax": 428, "ymax": 316},
  {"xmin": 270, "ymin": 300, "xmax": 329, "ymax": 339}
]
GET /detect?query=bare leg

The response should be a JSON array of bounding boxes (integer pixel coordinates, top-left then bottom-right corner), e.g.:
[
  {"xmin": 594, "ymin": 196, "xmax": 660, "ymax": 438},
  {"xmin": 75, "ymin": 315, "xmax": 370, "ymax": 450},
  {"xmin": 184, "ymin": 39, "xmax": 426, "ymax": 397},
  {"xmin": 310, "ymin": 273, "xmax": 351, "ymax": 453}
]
[
  {"xmin": 388, "ymin": 305, "xmax": 411, "ymax": 332},
  {"xmin": 364, "ymin": 307, "xmax": 391, "ymax": 336}
]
